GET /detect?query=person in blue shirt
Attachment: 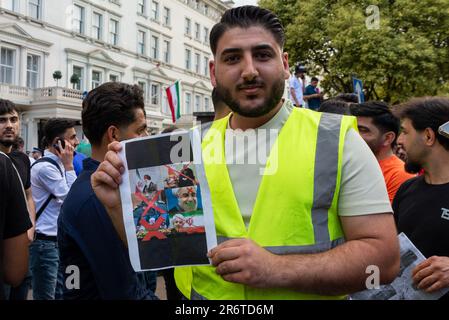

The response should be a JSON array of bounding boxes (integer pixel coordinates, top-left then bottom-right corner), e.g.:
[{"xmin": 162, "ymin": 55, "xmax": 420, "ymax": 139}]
[
  {"xmin": 57, "ymin": 82, "xmax": 157, "ymax": 300},
  {"xmin": 72, "ymin": 151, "xmax": 86, "ymax": 176},
  {"xmin": 304, "ymin": 77, "xmax": 323, "ymax": 111}
]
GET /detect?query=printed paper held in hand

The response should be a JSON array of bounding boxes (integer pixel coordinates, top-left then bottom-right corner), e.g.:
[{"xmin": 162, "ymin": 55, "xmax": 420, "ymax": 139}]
[
  {"xmin": 117, "ymin": 128, "xmax": 217, "ymax": 271},
  {"xmin": 351, "ymin": 232, "xmax": 449, "ymax": 300}
]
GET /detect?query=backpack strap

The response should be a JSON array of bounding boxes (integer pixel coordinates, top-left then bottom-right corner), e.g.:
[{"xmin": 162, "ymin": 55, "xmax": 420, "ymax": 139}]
[{"xmin": 31, "ymin": 157, "xmax": 63, "ymax": 221}]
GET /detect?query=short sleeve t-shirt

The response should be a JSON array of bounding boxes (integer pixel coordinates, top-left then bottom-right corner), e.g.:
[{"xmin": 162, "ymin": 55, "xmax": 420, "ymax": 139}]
[
  {"xmin": 225, "ymin": 100, "xmax": 392, "ymax": 226},
  {"xmin": 0, "ymin": 153, "xmax": 32, "ymax": 300},
  {"xmin": 8, "ymin": 150, "xmax": 31, "ymax": 190},
  {"xmin": 393, "ymin": 176, "xmax": 449, "ymax": 259},
  {"xmin": 304, "ymin": 85, "xmax": 321, "ymax": 110},
  {"xmin": 378, "ymin": 155, "xmax": 415, "ymax": 203}
]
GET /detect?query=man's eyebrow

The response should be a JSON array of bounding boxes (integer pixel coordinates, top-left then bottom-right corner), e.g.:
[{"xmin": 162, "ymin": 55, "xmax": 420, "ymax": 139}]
[
  {"xmin": 220, "ymin": 48, "xmax": 242, "ymax": 56},
  {"xmin": 252, "ymin": 44, "xmax": 275, "ymax": 51}
]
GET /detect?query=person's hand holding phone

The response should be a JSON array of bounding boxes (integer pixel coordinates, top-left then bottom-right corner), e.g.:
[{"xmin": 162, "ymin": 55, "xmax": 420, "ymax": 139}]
[{"xmin": 54, "ymin": 138, "xmax": 74, "ymax": 171}]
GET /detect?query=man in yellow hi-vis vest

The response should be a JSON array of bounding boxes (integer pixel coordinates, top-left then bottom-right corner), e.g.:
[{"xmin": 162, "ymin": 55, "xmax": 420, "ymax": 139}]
[{"xmin": 91, "ymin": 6, "xmax": 400, "ymax": 300}]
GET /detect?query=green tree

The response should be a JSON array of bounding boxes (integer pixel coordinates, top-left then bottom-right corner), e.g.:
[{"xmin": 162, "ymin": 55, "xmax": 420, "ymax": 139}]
[{"xmin": 259, "ymin": 0, "xmax": 449, "ymax": 103}]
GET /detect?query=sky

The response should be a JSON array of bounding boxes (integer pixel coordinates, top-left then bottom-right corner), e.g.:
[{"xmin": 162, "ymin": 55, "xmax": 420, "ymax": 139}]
[{"xmin": 231, "ymin": 0, "xmax": 259, "ymax": 7}]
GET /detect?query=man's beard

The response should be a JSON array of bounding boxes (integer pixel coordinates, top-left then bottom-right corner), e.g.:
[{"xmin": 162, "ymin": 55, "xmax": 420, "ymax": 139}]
[
  {"xmin": 0, "ymin": 138, "xmax": 14, "ymax": 148},
  {"xmin": 404, "ymin": 160, "xmax": 422, "ymax": 174},
  {"xmin": 215, "ymin": 77, "xmax": 285, "ymax": 118}
]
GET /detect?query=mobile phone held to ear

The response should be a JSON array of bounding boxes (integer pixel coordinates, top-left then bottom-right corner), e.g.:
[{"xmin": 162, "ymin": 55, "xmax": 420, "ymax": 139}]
[
  {"xmin": 439, "ymin": 121, "xmax": 449, "ymax": 139},
  {"xmin": 53, "ymin": 138, "xmax": 66, "ymax": 153}
]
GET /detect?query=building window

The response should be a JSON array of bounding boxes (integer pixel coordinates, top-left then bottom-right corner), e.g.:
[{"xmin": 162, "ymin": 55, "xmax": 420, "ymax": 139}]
[
  {"xmin": 162, "ymin": 89, "xmax": 169, "ymax": 114},
  {"xmin": 185, "ymin": 18, "xmax": 191, "ymax": 36},
  {"xmin": 204, "ymin": 97, "xmax": 210, "ymax": 111},
  {"xmin": 185, "ymin": 92, "xmax": 191, "ymax": 114},
  {"xmin": 72, "ymin": 66, "xmax": 83, "ymax": 90},
  {"xmin": 138, "ymin": 31, "xmax": 146, "ymax": 55},
  {"xmin": 29, "ymin": 0, "xmax": 41, "ymax": 20},
  {"xmin": 194, "ymin": 23, "xmax": 200, "ymax": 41},
  {"xmin": 203, "ymin": 56, "xmax": 209, "ymax": 76},
  {"xmin": 0, "ymin": 48, "xmax": 15, "ymax": 84},
  {"xmin": 138, "ymin": 81, "xmax": 147, "ymax": 101},
  {"xmin": 163, "ymin": 40, "xmax": 170, "ymax": 63},
  {"xmin": 109, "ymin": 74, "xmax": 118, "ymax": 82},
  {"xmin": 73, "ymin": 5, "xmax": 85, "ymax": 34},
  {"xmin": 194, "ymin": 53, "xmax": 200, "ymax": 74},
  {"xmin": 137, "ymin": 0, "xmax": 146, "ymax": 15},
  {"xmin": 93, "ymin": 13, "xmax": 103, "ymax": 40},
  {"xmin": 26, "ymin": 54, "xmax": 39, "ymax": 89},
  {"xmin": 185, "ymin": 49, "xmax": 191, "ymax": 70},
  {"xmin": 151, "ymin": 35, "xmax": 159, "ymax": 60},
  {"xmin": 194, "ymin": 95, "xmax": 201, "ymax": 112},
  {"xmin": 92, "ymin": 71, "xmax": 102, "ymax": 89},
  {"xmin": 204, "ymin": 4, "xmax": 209, "ymax": 15},
  {"xmin": 163, "ymin": 7, "xmax": 170, "ymax": 26},
  {"xmin": 203, "ymin": 27, "xmax": 209, "ymax": 44},
  {"xmin": 151, "ymin": 1, "xmax": 159, "ymax": 21},
  {"xmin": 109, "ymin": 19, "xmax": 119, "ymax": 45},
  {"xmin": 4, "ymin": 0, "xmax": 18, "ymax": 12},
  {"xmin": 150, "ymin": 83, "xmax": 160, "ymax": 105}
]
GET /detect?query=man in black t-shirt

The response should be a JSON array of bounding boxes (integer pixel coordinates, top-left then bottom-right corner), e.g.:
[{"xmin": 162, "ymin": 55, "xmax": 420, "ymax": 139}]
[
  {"xmin": 0, "ymin": 99, "xmax": 36, "ymax": 300},
  {"xmin": 0, "ymin": 100, "xmax": 35, "ymax": 241},
  {"xmin": 0, "ymin": 152, "xmax": 32, "ymax": 300},
  {"xmin": 393, "ymin": 97, "xmax": 449, "ymax": 298}
]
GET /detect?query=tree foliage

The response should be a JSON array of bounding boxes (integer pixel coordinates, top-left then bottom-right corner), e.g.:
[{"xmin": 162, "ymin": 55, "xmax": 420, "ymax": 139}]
[{"xmin": 259, "ymin": 0, "xmax": 449, "ymax": 102}]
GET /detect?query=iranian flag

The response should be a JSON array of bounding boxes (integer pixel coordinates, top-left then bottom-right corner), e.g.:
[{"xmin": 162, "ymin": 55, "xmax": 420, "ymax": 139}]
[{"xmin": 166, "ymin": 81, "xmax": 181, "ymax": 123}]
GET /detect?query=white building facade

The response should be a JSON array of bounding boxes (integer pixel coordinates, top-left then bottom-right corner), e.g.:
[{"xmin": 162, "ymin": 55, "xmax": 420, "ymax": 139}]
[{"xmin": 0, "ymin": 0, "xmax": 231, "ymax": 151}]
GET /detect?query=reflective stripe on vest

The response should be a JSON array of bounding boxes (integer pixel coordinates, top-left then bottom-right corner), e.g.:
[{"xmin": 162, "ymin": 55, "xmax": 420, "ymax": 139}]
[
  {"xmin": 312, "ymin": 112, "xmax": 343, "ymax": 243},
  {"xmin": 176, "ymin": 106, "xmax": 358, "ymax": 300},
  {"xmin": 217, "ymin": 236, "xmax": 345, "ymax": 254}
]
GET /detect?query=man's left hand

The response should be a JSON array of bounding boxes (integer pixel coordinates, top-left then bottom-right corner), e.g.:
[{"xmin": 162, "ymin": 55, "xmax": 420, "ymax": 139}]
[
  {"xmin": 208, "ymin": 238, "xmax": 277, "ymax": 288},
  {"xmin": 412, "ymin": 256, "xmax": 449, "ymax": 293}
]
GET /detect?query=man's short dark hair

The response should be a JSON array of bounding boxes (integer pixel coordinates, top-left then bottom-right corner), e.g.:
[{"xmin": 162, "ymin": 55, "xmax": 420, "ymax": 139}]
[
  {"xmin": 351, "ymin": 101, "xmax": 400, "ymax": 145},
  {"xmin": 335, "ymin": 93, "xmax": 359, "ymax": 104},
  {"xmin": 43, "ymin": 118, "xmax": 76, "ymax": 147},
  {"xmin": 0, "ymin": 99, "xmax": 19, "ymax": 116},
  {"xmin": 318, "ymin": 99, "xmax": 352, "ymax": 115},
  {"xmin": 394, "ymin": 97, "xmax": 449, "ymax": 151},
  {"xmin": 210, "ymin": 5, "xmax": 285, "ymax": 55},
  {"xmin": 311, "ymin": 77, "xmax": 319, "ymax": 82},
  {"xmin": 82, "ymin": 82, "xmax": 145, "ymax": 146},
  {"xmin": 161, "ymin": 125, "xmax": 179, "ymax": 134}
]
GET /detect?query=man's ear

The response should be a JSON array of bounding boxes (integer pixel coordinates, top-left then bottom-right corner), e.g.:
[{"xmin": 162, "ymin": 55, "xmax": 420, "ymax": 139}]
[
  {"xmin": 423, "ymin": 127, "xmax": 437, "ymax": 146},
  {"xmin": 210, "ymin": 60, "xmax": 217, "ymax": 88},
  {"xmin": 383, "ymin": 131, "xmax": 396, "ymax": 147},
  {"xmin": 106, "ymin": 125, "xmax": 120, "ymax": 143},
  {"xmin": 282, "ymin": 52, "xmax": 290, "ymax": 80}
]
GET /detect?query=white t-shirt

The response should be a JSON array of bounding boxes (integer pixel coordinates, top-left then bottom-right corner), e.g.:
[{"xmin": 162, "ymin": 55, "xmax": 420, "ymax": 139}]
[
  {"xmin": 288, "ymin": 75, "xmax": 304, "ymax": 106},
  {"xmin": 225, "ymin": 100, "xmax": 392, "ymax": 226}
]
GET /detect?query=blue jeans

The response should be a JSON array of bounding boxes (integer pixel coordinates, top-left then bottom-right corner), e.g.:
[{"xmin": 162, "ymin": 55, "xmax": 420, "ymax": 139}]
[{"xmin": 29, "ymin": 239, "xmax": 63, "ymax": 300}]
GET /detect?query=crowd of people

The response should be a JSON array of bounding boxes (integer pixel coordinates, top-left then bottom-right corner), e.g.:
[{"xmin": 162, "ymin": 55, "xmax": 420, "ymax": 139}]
[{"xmin": 1, "ymin": 5, "xmax": 448, "ymax": 301}]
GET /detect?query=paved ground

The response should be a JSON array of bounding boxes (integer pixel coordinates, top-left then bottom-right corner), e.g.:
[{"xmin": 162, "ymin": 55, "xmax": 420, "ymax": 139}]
[{"xmin": 26, "ymin": 276, "xmax": 168, "ymax": 300}]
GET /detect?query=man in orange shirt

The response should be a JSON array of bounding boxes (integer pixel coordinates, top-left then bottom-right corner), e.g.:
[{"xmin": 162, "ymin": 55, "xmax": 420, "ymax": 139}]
[{"xmin": 351, "ymin": 101, "xmax": 414, "ymax": 202}]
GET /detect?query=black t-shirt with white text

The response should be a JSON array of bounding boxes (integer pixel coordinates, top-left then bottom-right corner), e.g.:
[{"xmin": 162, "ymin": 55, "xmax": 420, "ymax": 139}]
[{"xmin": 393, "ymin": 176, "xmax": 449, "ymax": 259}]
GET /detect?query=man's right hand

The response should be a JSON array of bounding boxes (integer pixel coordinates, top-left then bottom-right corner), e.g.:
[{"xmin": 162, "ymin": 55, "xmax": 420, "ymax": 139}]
[
  {"xmin": 91, "ymin": 141, "xmax": 124, "ymax": 212},
  {"xmin": 91, "ymin": 141, "xmax": 128, "ymax": 246},
  {"xmin": 57, "ymin": 139, "xmax": 75, "ymax": 170}
]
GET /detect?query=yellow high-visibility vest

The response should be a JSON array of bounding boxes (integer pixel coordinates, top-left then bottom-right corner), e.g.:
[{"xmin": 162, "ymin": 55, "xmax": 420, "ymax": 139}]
[{"xmin": 175, "ymin": 107, "xmax": 358, "ymax": 299}]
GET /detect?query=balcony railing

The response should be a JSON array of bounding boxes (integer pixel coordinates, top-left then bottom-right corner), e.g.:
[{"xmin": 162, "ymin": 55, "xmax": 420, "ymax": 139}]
[{"xmin": 0, "ymin": 84, "xmax": 84, "ymax": 105}]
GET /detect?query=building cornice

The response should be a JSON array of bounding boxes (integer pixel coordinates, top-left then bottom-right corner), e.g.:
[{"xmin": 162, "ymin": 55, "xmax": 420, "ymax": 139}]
[
  {"xmin": 65, "ymin": 48, "xmax": 128, "ymax": 68},
  {"xmin": 0, "ymin": 23, "xmax": 53, "ymax": 47}
]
